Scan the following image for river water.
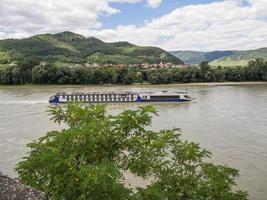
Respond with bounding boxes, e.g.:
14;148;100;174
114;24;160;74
0;84;266;199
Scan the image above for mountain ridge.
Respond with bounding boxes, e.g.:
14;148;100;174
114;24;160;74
171;48;267;66
0;32;183;65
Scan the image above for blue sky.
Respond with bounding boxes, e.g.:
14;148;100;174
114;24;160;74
0;0;266;50
100;0;222;28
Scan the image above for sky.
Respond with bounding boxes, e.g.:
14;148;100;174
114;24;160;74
0;0;267;51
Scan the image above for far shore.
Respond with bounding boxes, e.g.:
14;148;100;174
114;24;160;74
154;81;267;87
0;81;266;88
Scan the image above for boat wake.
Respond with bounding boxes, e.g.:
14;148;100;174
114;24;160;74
0;100;48;105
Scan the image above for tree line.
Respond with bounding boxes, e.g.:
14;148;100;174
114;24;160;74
0;59;266;85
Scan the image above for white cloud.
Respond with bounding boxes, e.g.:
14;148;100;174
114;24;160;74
0;0;119;38
108;0;142;3
0;0;267;50
108;0;162;7
79;0;267;51
146;0;162;8
0;0;162;40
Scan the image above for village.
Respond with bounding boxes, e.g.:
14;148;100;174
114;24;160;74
84;62;190;69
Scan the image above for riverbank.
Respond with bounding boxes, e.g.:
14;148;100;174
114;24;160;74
155;81;267;87
0;81;266;89
0;172;46;199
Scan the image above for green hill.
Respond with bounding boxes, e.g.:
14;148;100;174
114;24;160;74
170;50;235;65
171;48;267;66
170;51;206;65
0;32;183;65
210;48;267;67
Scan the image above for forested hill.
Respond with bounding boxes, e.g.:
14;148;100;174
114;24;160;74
170;50;235;65
171;48;267;66
210;48;267;67
0;31;183;65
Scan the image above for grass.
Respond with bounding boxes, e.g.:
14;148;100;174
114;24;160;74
0;63;17;69
210;58;250;67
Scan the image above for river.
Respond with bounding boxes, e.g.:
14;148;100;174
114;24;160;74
0;84;266;200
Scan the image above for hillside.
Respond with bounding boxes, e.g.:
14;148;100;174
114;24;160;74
170;50;236;65
171;48;267;66
210;48;267;67
0;32;183;65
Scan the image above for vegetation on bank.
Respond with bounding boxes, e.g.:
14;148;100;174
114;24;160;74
16;103;248;200
0;58;266;85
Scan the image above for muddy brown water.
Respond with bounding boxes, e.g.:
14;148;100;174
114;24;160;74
0;84;266;199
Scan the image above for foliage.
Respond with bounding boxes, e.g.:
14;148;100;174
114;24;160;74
16;104;248;200
0;59;266;85
0;49;11;64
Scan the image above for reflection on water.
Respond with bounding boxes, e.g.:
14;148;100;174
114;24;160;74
106;101;194;111
0;84;267;200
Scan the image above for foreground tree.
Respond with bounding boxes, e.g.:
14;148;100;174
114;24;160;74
16;104;248;200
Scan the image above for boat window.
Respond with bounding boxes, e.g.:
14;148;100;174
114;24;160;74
184;95;191;99
150;95;181;100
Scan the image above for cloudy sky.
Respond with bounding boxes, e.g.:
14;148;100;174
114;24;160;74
0;0;266;51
